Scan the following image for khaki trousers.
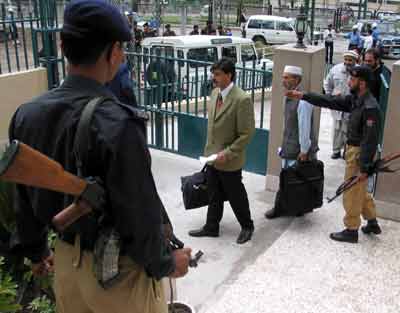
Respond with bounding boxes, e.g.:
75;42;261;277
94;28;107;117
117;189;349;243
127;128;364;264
54;238;167;313
343;145;376;229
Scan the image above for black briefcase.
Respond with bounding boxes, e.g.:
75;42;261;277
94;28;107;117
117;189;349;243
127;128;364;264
277;160;324;216
181;166;209;210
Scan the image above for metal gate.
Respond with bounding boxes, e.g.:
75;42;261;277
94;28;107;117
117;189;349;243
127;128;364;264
129;51;272;175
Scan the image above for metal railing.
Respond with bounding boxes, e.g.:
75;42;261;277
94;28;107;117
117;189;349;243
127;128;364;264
128;51;272;155
0;0;65;87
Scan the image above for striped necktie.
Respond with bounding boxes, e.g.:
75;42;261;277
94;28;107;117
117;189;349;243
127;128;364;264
216;93;223;111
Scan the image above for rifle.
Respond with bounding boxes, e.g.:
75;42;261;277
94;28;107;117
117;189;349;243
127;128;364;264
327;151;400;203
0;141;204;270
0;140;105;232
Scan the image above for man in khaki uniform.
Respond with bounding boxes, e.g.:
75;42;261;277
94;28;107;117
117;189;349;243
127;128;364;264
189;58;256;244
286;65;382;244
9;1;191;312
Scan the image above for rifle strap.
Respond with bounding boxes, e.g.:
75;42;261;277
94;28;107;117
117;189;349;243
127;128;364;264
73;97;109;177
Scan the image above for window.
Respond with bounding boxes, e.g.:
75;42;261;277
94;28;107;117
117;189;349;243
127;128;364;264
177;50;185;66
222;46;237;63
241;45;257;62
247;19;262;29
262;21;275;30
187;47;217;67
151;45;174;58
276;22;293;31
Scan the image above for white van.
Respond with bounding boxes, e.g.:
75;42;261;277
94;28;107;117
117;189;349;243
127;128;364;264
140;35;273;97
245;15;297;45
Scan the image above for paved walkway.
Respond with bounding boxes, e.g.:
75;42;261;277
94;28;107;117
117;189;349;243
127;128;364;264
150;104;400;313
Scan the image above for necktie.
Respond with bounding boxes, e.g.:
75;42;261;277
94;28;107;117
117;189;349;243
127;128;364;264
216;93;223;111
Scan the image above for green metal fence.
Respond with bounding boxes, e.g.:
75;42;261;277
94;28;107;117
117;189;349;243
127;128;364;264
129;51;272;174
0;0;65;88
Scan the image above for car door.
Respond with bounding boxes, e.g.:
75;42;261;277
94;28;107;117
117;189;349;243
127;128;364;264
261;20;276;44
246;19;263;41
275;20;296;44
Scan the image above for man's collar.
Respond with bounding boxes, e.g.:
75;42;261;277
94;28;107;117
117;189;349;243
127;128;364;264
220;82;234;99
61;74;115;98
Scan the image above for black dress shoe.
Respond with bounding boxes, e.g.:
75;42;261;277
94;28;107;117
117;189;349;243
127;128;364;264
188;227;219;238
331;152;341;159
361;219;382;235
264;208;280;219
236;228;254;244
329;229;358;243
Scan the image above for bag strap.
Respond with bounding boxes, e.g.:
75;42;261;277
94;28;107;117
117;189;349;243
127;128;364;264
74;97;108;177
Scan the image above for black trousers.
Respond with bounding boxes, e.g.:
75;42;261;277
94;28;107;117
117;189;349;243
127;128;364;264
325;41;334;64
205;166;254;232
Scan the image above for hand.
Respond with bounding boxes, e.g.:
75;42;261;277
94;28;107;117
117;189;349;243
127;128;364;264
297;153;308;162
285;90;304;100
359;173;368;181
169;248;192;278
215;152;227;165
31;251;54;277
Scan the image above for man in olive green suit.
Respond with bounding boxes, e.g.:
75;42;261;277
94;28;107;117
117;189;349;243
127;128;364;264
189;58;256;244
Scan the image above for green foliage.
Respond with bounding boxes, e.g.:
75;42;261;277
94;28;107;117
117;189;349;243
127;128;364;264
0;257;21;313
28;295;56;313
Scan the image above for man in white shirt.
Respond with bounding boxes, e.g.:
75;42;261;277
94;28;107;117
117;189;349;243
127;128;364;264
324;24;336;64
363;29;374;51
323;50;358;159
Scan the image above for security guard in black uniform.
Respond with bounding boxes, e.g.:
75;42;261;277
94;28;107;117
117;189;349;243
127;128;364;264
8;1;191;312
286;65;382;244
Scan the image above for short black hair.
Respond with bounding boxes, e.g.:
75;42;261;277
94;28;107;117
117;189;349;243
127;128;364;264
350;65;372;86
61;32;117;66
365;48;381;61
211;58;236;82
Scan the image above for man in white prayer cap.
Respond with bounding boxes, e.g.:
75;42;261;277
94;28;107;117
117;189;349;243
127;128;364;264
265;65;319;219
324;50;358;159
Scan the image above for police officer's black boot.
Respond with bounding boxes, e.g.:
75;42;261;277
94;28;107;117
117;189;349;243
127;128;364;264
329;229;358;243
361;219;382;235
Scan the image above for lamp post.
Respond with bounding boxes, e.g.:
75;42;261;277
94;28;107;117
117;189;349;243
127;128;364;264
294;6;308;49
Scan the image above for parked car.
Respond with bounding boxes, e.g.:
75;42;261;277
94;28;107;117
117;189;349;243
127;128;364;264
379;35;400;58
245;15;297;45
140;35;273;99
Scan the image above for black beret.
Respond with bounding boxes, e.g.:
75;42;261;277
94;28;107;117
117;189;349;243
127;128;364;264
62;0;131;42
350;65;373;84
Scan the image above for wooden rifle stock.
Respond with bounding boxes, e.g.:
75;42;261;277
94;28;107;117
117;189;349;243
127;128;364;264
52;200;92;232
0;141;96;232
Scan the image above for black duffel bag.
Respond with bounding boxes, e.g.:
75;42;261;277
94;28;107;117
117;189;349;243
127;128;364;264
181;166;209;210
276;160;324;216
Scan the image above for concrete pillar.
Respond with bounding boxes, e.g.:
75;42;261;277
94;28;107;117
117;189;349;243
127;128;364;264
265;44;325;191
0;68;48;144
374;61;400;221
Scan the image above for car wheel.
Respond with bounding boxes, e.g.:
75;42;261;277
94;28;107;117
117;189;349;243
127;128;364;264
253;36;267;46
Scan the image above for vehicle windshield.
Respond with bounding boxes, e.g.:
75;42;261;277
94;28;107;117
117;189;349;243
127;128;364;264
378;23;399;34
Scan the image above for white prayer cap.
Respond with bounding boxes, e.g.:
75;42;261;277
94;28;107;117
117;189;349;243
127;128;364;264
343;50;359;59
283;65;303;76
372;22;378;28
352;24;358;30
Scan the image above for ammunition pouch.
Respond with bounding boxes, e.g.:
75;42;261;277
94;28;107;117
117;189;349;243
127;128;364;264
93;227;126;289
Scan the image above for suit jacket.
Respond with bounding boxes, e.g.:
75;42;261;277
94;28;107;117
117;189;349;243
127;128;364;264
204;85;255;171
